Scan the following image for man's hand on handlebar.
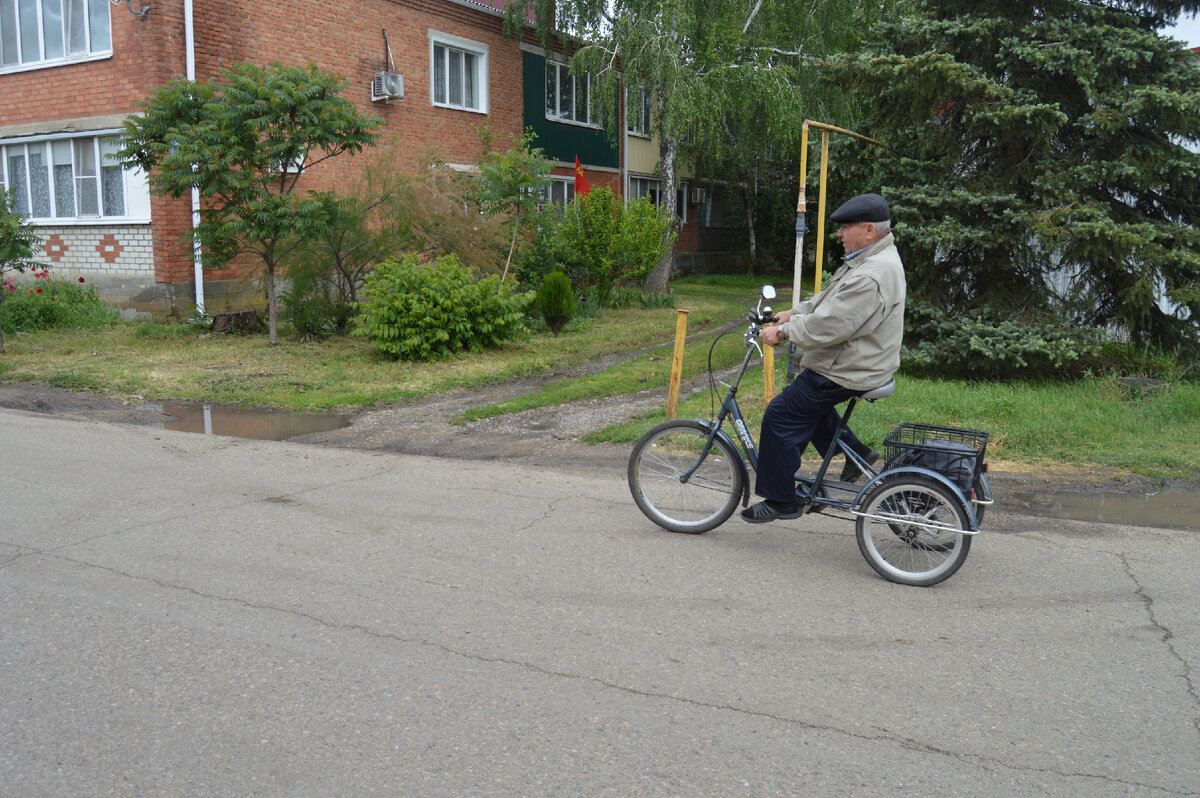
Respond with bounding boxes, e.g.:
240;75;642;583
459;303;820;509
759;310;791;347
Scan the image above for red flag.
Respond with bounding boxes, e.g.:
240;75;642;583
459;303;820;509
574;156;590;196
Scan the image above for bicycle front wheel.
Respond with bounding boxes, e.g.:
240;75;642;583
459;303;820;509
628;420;744;534
856;475;972;586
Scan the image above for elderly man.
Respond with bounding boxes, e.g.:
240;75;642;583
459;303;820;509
742;192;907;523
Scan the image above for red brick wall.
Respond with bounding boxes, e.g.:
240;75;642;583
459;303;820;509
1;0;528;293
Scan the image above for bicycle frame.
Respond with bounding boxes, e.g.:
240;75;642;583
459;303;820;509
680;293;986;531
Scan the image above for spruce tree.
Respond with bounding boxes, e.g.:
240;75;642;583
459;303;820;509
827;1;1200;351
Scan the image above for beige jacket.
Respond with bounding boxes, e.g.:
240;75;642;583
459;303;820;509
778;233;906;391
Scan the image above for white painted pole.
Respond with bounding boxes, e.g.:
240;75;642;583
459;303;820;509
184;0;205;316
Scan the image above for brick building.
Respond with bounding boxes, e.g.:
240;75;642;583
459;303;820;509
0;0;744;318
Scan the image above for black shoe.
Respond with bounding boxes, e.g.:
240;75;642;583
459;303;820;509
840;449;880;483
741;499;804;524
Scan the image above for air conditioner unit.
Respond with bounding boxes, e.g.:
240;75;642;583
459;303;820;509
689;188;707;204
372;70;404;102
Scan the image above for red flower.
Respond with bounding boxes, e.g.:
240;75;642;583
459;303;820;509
36;288;42;294
78;277;86;283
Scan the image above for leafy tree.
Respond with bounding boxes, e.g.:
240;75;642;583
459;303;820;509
400;158;511;274
477;130;553;282
825;0;1200;352
281;139;419;336
507;0;883;293
520;187;675;304
0;189;45;354
117;61;381;344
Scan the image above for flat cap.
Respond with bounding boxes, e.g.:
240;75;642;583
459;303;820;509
829;193;889;224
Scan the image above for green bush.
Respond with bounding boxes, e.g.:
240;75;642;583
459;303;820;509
535;271;576;335
0;274;116;334
352;253;532;361
516;187;674;306
902;301;1103;379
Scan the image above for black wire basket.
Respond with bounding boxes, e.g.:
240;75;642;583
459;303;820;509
883;423;990;492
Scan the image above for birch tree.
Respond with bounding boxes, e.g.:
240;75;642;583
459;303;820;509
507;0;883;293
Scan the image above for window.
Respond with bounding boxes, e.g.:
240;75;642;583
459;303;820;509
430;32;488;113
1;133;142;220
627;88;651;137
546;60;596;126
630;176;686;221
0;0;110;71
539;176;575;207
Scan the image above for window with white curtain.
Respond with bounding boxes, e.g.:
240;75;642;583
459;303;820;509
0;0;110;71
1;134;142;221
430;31;488;113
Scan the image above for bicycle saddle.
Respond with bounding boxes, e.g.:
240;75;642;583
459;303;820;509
861;379;896;401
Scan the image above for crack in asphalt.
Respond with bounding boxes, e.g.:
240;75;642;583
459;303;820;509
1121;552;1200;736
23;465;399;557
9;548;1194;796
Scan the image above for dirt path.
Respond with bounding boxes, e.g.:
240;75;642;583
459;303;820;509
2;378;1188;505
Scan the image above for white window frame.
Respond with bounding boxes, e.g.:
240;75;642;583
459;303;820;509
626;87;651;138
629;175;686;222
546;60;600;128
0;0;112;74
539;175;575;207
0;130;151;223
428;30;488;114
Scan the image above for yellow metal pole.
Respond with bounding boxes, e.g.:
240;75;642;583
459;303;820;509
763;341;775;408
803;120;892;151
814;130;830;294
666;309;689;420
792;121;810;311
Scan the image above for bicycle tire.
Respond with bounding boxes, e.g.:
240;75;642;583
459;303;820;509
628;420;744;534
856;475;972;586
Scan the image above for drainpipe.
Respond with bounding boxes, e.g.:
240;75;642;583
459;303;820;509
184;0;205;315
622;88;628;203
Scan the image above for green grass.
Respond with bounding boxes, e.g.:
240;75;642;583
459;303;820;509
0;278;755;412
585;359;1200;479
2;274;1197;479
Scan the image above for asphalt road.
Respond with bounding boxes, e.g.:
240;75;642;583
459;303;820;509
2;409;1198;797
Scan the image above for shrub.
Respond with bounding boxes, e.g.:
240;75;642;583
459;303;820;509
535;271;576;335
902;301;1102;380
0;272;116;335
516;188;674;306
353;253;532;361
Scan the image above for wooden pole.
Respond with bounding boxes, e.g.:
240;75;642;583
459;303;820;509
666;309;689;420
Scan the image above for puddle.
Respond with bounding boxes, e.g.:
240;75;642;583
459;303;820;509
1005;487;1200;531
161;403;351;441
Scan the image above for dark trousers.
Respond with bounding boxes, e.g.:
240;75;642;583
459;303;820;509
754;369;865;503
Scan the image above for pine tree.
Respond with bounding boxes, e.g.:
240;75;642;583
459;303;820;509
827;1;1200;351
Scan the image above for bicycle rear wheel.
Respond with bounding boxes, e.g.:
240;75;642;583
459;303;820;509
856;475;972;586
628;420;744;533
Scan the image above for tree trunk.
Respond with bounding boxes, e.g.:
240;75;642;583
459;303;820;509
743;183;757;277
644;136;679;295
265;264;278;345
501;212;520;283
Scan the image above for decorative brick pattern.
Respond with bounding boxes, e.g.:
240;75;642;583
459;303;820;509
32;226;154;276
96;234;125;263
42;234;69;262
